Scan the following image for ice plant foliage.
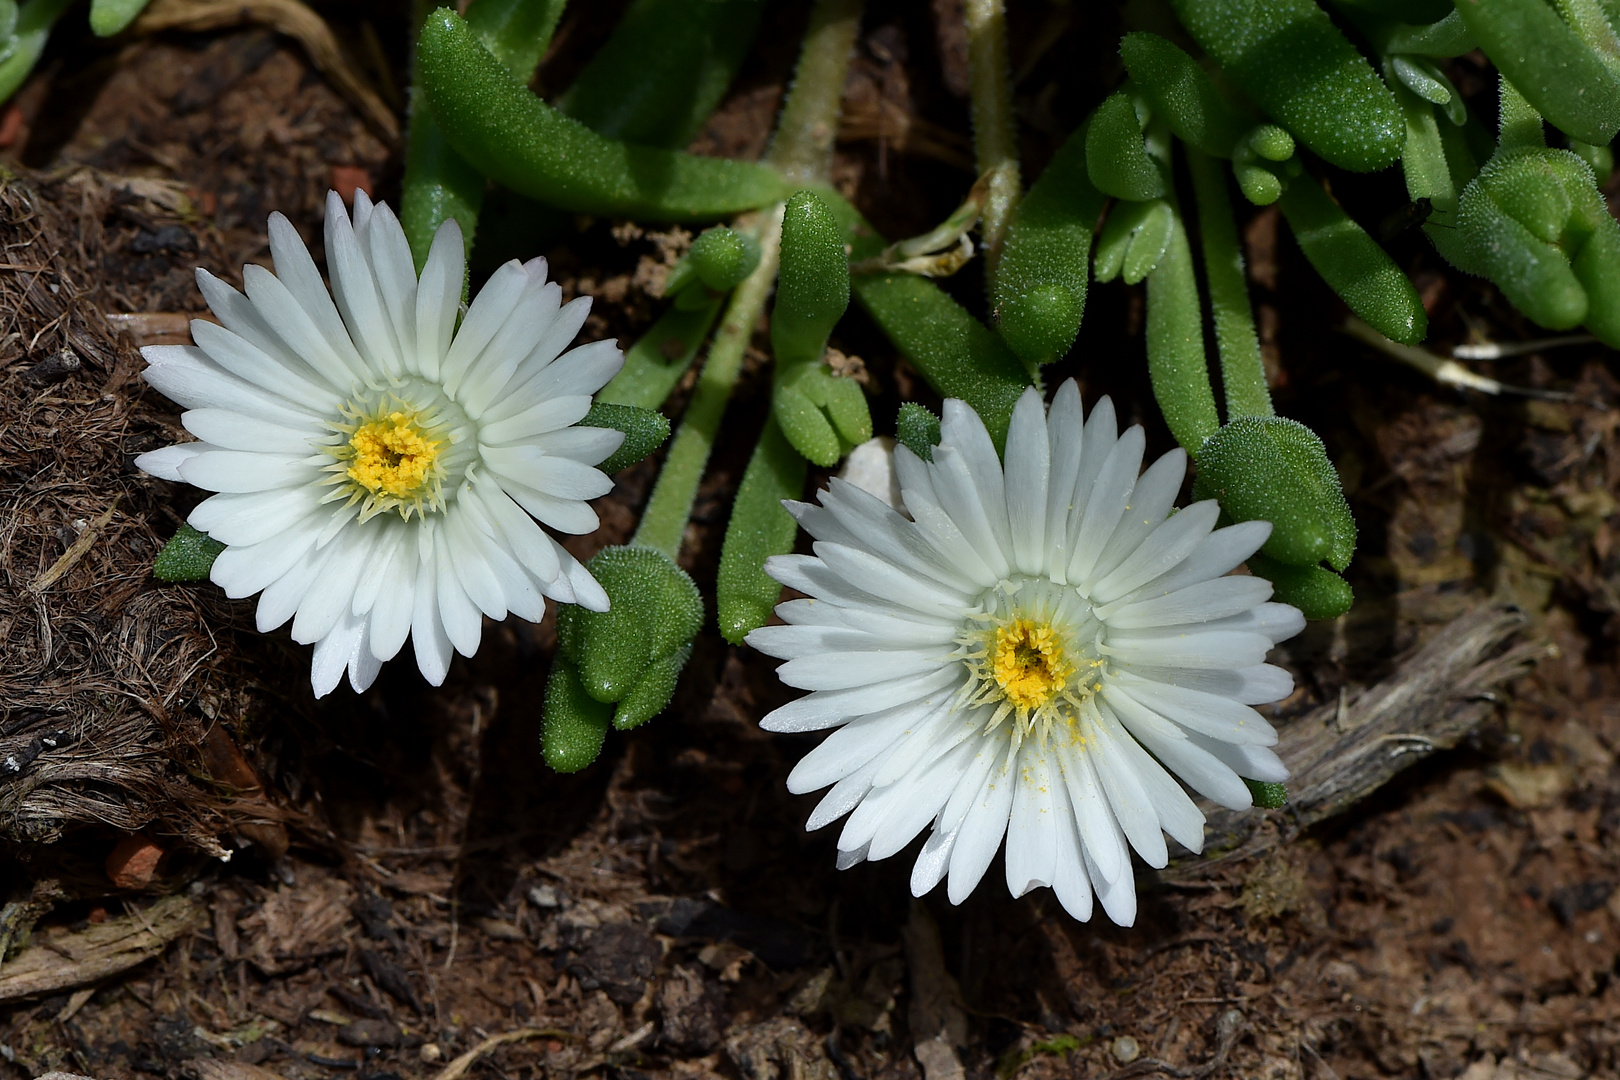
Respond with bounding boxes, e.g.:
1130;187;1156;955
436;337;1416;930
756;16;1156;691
749;384;1303;924
137;191;624;696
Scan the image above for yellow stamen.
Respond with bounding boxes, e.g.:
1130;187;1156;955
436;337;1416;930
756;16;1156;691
346;412;441;499
991;618;1074;711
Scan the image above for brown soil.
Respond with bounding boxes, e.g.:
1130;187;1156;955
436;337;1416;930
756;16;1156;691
4;4;1620;1080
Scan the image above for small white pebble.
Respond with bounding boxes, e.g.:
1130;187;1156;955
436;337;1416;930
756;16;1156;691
1111;1036;1140;1064
419;1043;442;1063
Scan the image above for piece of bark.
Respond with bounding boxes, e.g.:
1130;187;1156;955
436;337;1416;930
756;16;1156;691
1164;601;1536;881
0;894;203;1001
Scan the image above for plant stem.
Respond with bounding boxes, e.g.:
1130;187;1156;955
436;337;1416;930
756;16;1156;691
769;0;864;183
631;0;865;558
1186;146;1272;420
964;0;1021;286
632;212;783;558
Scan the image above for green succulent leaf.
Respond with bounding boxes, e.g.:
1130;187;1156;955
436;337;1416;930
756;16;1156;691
1193;415;1356;571
1276;173;1428;345
1455;0;1620;145
597;296;724;411
1170;0;1404;172
556;546;702;717
994;118;1104;367
89;0;147;36
1247;553;1355;620
401;0;568;266
416;8;789;220
774;190;851;367
541;655;613;772
1120;32;1251;157
556;0;765;148
716;419;806;645
0;0;76;106
580;402;671;475
1244;777;1291;808
1086;89;1168;201
1094;198;1174;284
896;402;942;463
154;524;226;583
682;226;762;293
1146;207;1220;453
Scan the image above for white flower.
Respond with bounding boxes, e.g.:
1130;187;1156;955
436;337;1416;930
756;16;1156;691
137;191;624;697
747;382;1302;924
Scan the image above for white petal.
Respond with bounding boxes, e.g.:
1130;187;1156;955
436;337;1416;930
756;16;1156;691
191;489;322;549
457;282;567;418
415;219;464;379
775;649;943;692
1005;746;1059;896
1047;766;1095;920
181;409;321;455
136;442;205;481
368;530;418;661
143;346;321;426
268;211;368;382
485;338;624;422
501;479;602;535
1056;739;1128;886
412;547;454;684
1091;447;1186;583
1107;675;1279;746
366;201;418;361
1095;699;1206;853
209;525;320;599
310;607;367;699
1127;519;1272;600
806;755;886;831
178;450;321;493
1100;575;1273;629
1102;629;1273;671
1084;704;1168;868
910;822;961;897
478;395;593;446
325;190;402;378
1068;425;1144;586
757;666;962;733
946;736;1017;904
928;445;1011;579
531;426;625;467
483;446;614;501
1112;696;1252;810
787;696;946;793
441;260;529;396
1043;379;1085;578
188;321;340;408
867;737;979;861
436;540;484;657
940;398;1012;557
1189;733;1290;782
291;527;377;644
1002;388;1051;576
444;511;508;621
1086;839;1138;927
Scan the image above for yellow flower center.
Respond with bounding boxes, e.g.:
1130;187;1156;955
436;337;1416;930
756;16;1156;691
320;384;477;522
954;578;1106;748
991;618;1074;711
346;412;442;500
